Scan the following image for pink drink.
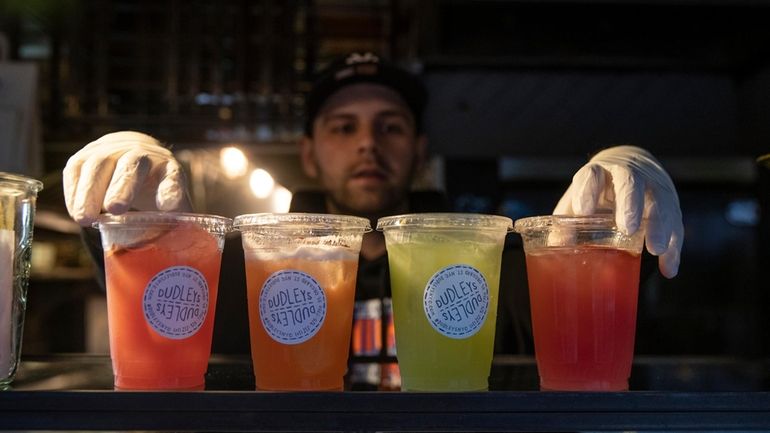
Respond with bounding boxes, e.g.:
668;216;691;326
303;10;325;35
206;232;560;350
525;246;641;391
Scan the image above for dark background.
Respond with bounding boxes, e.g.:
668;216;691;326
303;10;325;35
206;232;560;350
1;0;768;359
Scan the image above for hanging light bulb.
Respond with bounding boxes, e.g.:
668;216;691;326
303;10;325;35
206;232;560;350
220;146;248;179
250;168;275;199
271;186;292;212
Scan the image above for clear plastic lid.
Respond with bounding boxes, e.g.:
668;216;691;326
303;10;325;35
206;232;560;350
376;213;513;232
514;214;620;234
94;211;232;235
0;172;43;194
233;213;371;233
513;214;646;253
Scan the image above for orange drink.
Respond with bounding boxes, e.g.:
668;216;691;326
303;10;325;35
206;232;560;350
514;215;646;391
96;212;231;390
244;250;358;390
234;213;370;391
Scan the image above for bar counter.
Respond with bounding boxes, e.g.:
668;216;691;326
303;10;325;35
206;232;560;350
3;354;770;432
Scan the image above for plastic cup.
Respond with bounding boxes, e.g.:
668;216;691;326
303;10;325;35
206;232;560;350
514;215;646;391
233;213;371;391
377;213;512;392
0;172;43;389
94;212;231;390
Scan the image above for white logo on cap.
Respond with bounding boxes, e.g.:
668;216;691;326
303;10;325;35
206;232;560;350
346;52;379;65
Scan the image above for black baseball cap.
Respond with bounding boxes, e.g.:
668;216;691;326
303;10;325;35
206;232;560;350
304;52;428;136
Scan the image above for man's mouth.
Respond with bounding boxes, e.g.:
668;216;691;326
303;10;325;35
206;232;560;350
351;168;388;181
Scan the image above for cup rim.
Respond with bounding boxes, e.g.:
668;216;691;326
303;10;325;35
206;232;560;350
94;211;232;234
233;212;372;232
0;171;43;193
514;214;626;233
376;212;513;232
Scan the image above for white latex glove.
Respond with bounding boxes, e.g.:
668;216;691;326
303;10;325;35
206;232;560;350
63;131;191;226
554;145;684;278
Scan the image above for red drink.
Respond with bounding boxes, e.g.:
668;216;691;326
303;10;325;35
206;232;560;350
99;214;229;390
525;246;641;391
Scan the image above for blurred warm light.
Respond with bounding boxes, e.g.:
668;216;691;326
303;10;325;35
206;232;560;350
272;186;292;212
220;146;248;179
250;168;275;199
218;106;233;120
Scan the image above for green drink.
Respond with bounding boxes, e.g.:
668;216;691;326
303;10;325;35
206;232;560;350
377;213;512;391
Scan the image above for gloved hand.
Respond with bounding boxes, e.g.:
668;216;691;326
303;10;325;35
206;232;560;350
63;131;191;226
553;145;684;278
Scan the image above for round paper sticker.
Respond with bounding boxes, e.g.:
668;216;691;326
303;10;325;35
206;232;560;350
259;270;327;345
423;264;490;339
143;266;209;340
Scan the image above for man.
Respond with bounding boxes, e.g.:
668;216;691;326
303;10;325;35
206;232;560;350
298;53;442;389
63;52;684;389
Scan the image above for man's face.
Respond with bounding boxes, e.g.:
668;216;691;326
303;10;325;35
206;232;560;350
301;83;427;219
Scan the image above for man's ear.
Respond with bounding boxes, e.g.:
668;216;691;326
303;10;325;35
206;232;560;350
300;135;318;179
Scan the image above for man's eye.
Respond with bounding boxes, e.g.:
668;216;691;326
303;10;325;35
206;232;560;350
381;122;406;135
331;123;356;134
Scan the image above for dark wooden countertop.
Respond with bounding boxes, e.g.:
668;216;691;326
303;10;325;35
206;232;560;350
3;354;770;431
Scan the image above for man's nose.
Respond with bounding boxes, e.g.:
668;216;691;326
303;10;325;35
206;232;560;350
356;124;378;153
